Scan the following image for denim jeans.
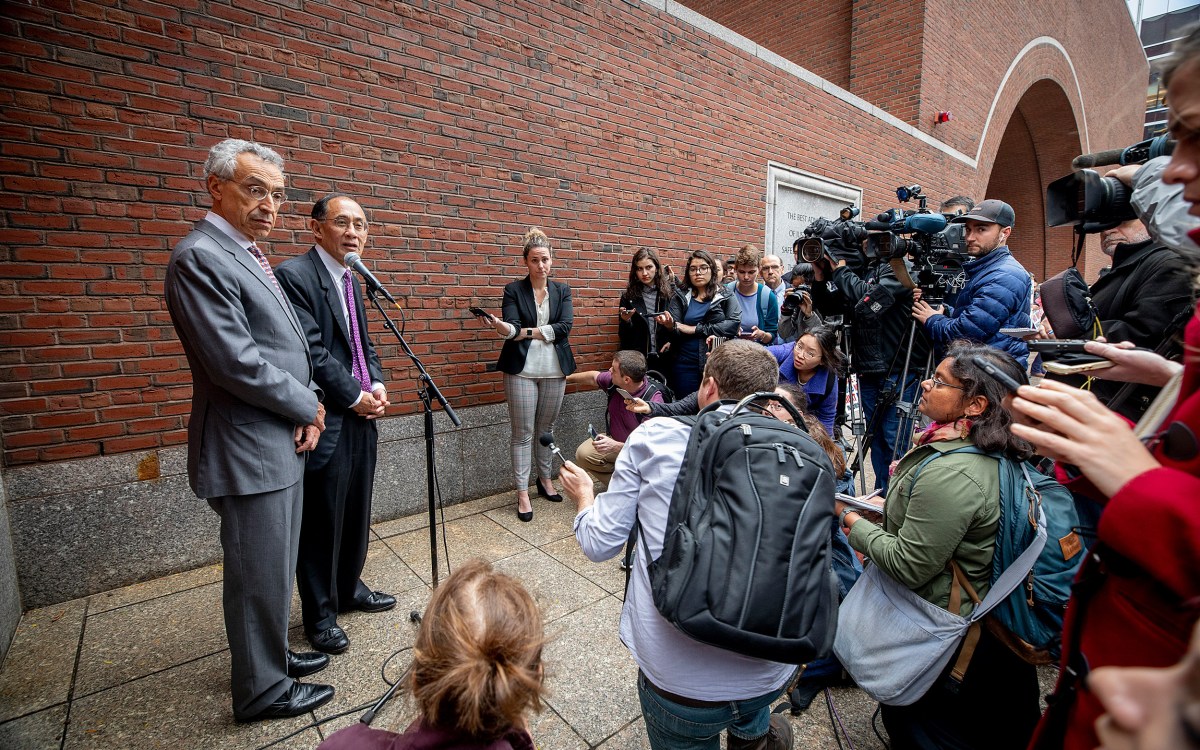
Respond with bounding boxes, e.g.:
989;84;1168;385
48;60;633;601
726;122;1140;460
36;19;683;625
637;671;784;750
858;371;922;492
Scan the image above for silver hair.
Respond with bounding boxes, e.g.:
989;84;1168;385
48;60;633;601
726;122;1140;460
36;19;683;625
203;139;285;179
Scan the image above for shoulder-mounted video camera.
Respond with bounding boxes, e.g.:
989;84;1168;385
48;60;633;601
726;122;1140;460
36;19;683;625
1046;134;1174;234
795;205;870;275
864;185;969;304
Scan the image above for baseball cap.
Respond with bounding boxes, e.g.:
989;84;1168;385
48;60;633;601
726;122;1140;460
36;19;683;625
949;199;1015;228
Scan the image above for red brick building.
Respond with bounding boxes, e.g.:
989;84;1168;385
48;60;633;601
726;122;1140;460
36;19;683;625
0;0;1145;618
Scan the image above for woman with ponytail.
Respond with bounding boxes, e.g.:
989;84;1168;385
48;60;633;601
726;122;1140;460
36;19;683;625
317;559;546;749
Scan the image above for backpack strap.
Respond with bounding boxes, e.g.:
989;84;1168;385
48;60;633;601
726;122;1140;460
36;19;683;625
947;561;984;688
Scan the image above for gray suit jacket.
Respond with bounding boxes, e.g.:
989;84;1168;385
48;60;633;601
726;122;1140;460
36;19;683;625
165;219;320;498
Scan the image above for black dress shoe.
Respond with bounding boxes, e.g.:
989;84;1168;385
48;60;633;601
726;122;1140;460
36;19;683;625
351;590;396;613
308;625;349;654
286;649;329;678
536;476;563;502
237;681;335;723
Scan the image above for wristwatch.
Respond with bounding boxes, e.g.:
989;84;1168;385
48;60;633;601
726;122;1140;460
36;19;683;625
525;328;533;338
839;507;856;527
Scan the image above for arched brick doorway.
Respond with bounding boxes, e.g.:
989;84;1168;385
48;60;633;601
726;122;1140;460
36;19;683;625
984;79;1083;281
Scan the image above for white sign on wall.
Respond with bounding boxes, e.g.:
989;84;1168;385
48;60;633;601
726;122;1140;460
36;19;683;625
764;163;863;262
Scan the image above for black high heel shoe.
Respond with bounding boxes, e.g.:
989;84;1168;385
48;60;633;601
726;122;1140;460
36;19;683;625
517;508;533;523
536;477;563;502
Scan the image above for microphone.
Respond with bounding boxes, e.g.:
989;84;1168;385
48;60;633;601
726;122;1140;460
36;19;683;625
539;432;565;465
1072;135;1175;170
343;252;396;304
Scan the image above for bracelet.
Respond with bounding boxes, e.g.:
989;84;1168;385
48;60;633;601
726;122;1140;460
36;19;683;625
839;507;856;527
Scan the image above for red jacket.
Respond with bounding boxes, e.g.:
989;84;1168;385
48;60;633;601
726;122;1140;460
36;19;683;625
1031;297;1200;750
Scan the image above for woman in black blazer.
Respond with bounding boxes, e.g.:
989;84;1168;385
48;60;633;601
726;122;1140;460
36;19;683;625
617;248;672;374
484;228;576;522
657;249;740;397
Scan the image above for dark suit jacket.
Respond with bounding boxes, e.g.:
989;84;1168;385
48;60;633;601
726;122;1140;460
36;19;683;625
275;247;385;471
165;219;320;498
496;277;576;376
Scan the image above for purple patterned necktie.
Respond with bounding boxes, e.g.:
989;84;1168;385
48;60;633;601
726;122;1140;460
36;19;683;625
342;270;371;389
247;243;285;300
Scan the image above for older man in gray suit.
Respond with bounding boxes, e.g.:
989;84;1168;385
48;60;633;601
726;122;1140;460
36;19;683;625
165;139;334;722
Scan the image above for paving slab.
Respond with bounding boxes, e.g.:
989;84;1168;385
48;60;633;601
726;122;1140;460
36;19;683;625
87;564;222;615
540;595;641;747
64;651;320;750
0;599;85;722
484;491;580;548
0;703;66;749
74;581;226;697
371;491;512;539
380;513;532;586
540;535;628;597
491;547;607;624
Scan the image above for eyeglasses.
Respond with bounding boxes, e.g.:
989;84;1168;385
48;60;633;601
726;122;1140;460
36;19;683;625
929;376;965;391
230;180;287;206
326;217;369;232
689;265;711;274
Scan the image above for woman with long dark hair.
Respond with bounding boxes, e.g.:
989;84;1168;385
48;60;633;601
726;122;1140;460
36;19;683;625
834;342;1042;749
656;249;740;397
618;248;672;372
768;324;843;435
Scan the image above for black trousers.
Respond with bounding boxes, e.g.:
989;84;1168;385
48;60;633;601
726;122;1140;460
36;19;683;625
297;415;377;633
881;625;1042;750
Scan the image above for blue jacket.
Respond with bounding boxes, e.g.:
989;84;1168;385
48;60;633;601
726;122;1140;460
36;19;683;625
769;342;838;435
923;246;1031;361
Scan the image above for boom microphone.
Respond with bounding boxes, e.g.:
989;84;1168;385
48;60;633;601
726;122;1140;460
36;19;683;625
343;252;396;304
1072;134;1175;170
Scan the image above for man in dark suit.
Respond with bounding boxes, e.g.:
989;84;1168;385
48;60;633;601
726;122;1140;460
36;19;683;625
164;139;334;721
275;195;395;655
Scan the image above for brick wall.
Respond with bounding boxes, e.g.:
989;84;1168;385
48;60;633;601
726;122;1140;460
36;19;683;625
0;0;1145;468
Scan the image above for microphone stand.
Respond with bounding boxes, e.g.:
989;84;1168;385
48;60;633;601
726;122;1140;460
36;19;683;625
364;288;461;589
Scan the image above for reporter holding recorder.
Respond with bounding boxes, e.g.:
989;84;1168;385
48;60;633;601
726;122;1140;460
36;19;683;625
1014;27;1200;750
480;228;576;523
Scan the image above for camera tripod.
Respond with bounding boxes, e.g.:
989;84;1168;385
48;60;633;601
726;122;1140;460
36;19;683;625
844;317;933;492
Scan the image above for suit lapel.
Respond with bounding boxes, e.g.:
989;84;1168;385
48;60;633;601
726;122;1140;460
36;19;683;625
308;248;353;345
519;276;537;324
197;220;306;342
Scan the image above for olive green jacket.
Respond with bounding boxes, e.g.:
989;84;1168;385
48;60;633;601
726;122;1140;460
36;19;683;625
847;438;1000;615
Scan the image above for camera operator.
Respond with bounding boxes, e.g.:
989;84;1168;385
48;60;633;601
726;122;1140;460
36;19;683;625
777;262;822;343
1013;25;1200;750
811;245;929;492
911;200;1032;362
939;195;974;216
1044;177;1194;421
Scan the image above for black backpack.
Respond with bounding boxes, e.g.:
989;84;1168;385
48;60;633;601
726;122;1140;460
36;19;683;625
644;392;839;664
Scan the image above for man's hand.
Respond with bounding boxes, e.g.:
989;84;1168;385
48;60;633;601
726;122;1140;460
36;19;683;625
625;397;651;415
798;291;813;317
1104;164;1141;188
352;390;381;417
295;423;320;453
750;326;772;344
314;402;326;432
592;434;621;455
558;460;595;512
912;299;943;324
